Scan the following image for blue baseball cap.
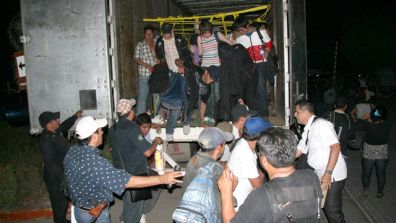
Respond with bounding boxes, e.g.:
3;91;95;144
244;117;272;135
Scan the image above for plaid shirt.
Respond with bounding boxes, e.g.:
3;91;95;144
134;40;157;77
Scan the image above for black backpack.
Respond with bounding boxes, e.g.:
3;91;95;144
149;62;170;93
266;170;322;223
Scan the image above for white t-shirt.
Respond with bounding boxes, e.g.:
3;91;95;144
297;116;347;181
163;37;180;73
220;124;241;162
227;138;259;210
231;123;240;140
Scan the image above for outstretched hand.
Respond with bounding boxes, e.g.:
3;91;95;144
160;171;184;185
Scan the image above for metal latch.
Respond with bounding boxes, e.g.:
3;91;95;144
20;35;31;44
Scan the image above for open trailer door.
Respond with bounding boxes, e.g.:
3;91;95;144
272;0;307;127
20;0;115;133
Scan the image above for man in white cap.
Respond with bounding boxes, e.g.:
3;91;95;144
64;116;183;223
109;98;163;223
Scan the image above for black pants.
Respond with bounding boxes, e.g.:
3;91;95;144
240;66;258;111
323;178;346;223
45;179;69;223
362;158;388;193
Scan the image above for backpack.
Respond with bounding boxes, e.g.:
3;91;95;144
266;170;322;223
327;111;351;140
149;62;169;93
173;162;220;223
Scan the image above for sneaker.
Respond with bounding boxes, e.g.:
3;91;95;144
152;115;165;124
140;214;146;223
377;193;384;198
166;134;174;141
204;116;215;123
183;125;190;135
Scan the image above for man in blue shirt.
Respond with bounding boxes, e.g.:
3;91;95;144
64;116;183;223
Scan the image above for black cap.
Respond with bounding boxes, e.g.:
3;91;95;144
39;111;60;127
231;104;257;122
161;23;173;34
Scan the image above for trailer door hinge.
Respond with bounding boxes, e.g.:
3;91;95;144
285;38;290;47
107;15;113;24
108;48;114;56
110;80;116;88
286;108;291;117
285;73;290;82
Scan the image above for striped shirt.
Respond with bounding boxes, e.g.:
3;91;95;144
134;40;157;77
201;34;221;67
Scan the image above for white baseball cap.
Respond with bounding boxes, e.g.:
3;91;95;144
75;116;107;140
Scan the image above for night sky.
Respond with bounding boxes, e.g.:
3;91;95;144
0;0;394;88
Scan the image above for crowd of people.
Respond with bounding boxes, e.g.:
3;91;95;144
134;17;277;139
36;18;391;223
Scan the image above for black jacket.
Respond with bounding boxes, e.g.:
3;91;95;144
39;115;78;183
155;34;191;66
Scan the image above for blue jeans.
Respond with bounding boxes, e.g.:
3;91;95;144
255;62;269;117
137;75;150;115
161;101;183;135
362;158;388;193
74;206;110;223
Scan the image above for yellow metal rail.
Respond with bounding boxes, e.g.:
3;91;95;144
143;4;271;36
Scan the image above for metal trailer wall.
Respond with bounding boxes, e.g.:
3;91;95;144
21;0;114;133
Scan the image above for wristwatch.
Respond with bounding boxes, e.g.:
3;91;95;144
325;169;333;175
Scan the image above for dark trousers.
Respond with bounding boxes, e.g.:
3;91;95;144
241;65;259;111
255;62;270;117
45;179;69;223
361;158;388;193
323;178;346;223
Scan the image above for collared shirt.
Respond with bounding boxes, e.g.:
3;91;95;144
109;118;152;174
134;40;157;77
64;144;131;209
164;37;180;72
228;138;259;210
297;116;347;181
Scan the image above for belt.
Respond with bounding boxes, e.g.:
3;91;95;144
79;203;109;211
253;60;264;63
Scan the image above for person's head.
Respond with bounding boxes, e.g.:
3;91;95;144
136;113;152;136
161;23;173;39
143;25;155;41
199;20;213;38
39;111;61;132
242;117;272;141
233;16;250;35
202;66;220;84
257;127;297;170
294;100;315;125
231;104;257;126
216;121;236;148
197;127;234;160
117;98;136;120
75;116;107;147
334;96;348;111
370;105;386;122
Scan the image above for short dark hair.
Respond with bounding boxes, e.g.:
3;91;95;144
199;20;213;33
334;96;347;109
136;113;152;126
242;126;261;141
144;25;155;33
294;100;314;113
257;127;297;168
233;16;249;29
